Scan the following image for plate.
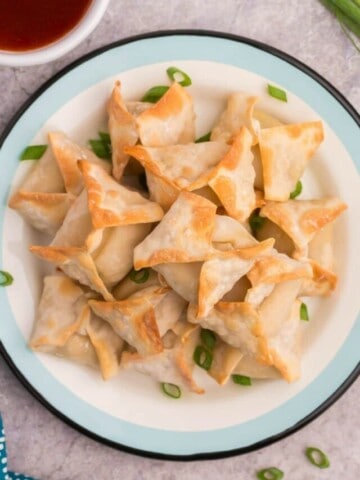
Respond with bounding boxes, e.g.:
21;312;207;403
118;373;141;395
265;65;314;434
0;31;359;460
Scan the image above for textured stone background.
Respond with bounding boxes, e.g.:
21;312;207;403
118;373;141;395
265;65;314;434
0;1;359;478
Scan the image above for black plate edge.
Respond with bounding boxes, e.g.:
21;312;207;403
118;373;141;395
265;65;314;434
0;29;359;462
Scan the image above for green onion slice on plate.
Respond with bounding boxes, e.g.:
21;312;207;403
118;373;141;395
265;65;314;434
267;84;288;102
20;145;47;161
141;85;169;103
290;180;302;199
129;268;150;284
89;131;112;160
193;345;213;370
305;446;330;468
232;374;252;386
0;270;14;287
161;382;181;399
166;66;192;86
195;131;211;143
200;329;216;351
249;209;265;234
300;302;309;321
256;467;284;480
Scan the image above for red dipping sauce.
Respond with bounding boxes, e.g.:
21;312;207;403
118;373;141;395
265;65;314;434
0;0;93;52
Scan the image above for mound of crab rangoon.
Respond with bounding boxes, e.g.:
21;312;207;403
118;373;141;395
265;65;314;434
9;74;347;396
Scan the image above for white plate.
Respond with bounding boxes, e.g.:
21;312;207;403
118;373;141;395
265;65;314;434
0;32;359;459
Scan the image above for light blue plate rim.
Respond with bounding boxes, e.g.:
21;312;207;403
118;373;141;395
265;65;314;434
0;31;359;459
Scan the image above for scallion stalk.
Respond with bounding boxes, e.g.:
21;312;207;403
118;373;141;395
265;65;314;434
200;329;216;351
129;268;150;284
161;383;181;399
267;84;288;102
232;374;252;386
249;209;265;235
290;180;303;199
300;302;309;321
89;131;112;160
305;446;330;468
193;345;213;370
0;270;13;287
166;66;192;87
195;132;212;143
20;145;47;161
141;85;169;103
256;467;284;480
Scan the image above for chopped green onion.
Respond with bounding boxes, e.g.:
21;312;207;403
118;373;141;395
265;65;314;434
99;131;111;143
0;270;13;287
166;66;192;87
267;84;288;102
290;180;303;199
319;0;360;51
20;145;47;161
232;374;252;386
161;383;181;399
193;345;213;370
89;131;112;160
256;467;284;480
129;268;150;284
195;132;212;143
330;0;360;25
141;85;169;103
200;329;216;351
305;446;330;469
249;209;265;234
300;302;309;321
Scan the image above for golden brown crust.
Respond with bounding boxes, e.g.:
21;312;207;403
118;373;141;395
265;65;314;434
300;260;337;296
247;254;312;286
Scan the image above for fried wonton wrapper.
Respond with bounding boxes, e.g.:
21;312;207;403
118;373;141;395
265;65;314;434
247;251;312;286
108;81;139;180
154;262;202;303
207;340;243;385
51;189;92;247
134;192;217;269
211;92;259;144
300;224;337;296
16;147;65;193
259;121;324;201
212;214;258;248
124;141;229;190
29;245;113;301
255;218;294;256
198;238;274;318
113;269;160;300
260;197;347;255
233;354;280;379
120;322;204;394
89;287;168;355
86;223;151;288
145;171;179;211
8;191;75;236
30;275;124;380
48;131;111;196
188;302;260;355
256;280;303;382
136;82;196;146
206;127;256;222
79;160;164;228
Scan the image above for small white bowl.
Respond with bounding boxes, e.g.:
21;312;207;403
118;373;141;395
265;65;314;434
0;0;109;67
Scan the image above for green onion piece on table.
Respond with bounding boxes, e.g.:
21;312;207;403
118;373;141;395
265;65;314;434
141;85;169;103
232;374;252;386
200;329;216;351
300;302;309;321
305;446;330;469
166;66;192;87
256;467;284;480
290;180;302;199
20;145;47;161
0;270;13;287
129;268;150;284
195;132;212;143
161;383;181;399
319;0;360;51
249;209;265;234
193;345;213;370
267;84;288;102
